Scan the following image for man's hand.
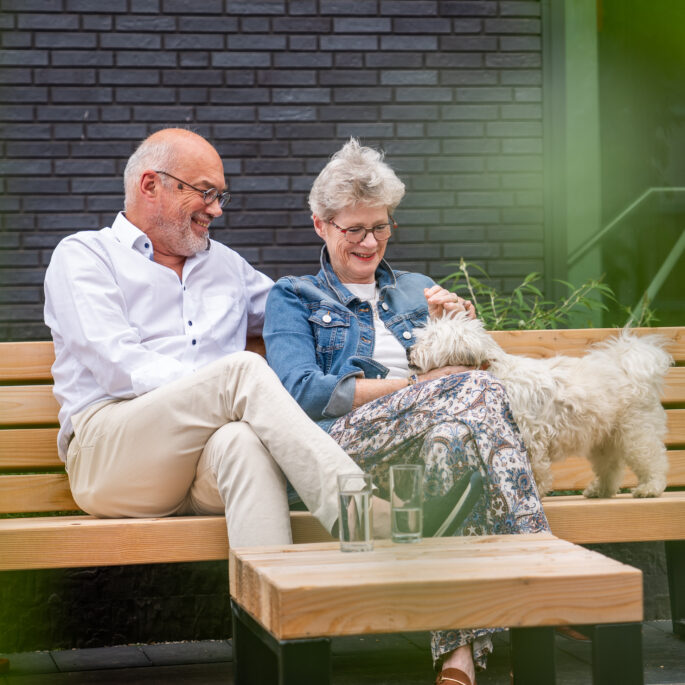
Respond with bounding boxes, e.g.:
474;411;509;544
424;285;476;320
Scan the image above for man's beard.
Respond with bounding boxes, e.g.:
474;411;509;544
155;206;209;257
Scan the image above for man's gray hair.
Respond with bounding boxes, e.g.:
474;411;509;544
123;136;179;211
308;138;405;220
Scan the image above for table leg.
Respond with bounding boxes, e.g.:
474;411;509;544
591;622;643;685
231;599;332;685
665;540;685;639
510;626;556;684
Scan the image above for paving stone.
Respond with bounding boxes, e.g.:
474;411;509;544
51;645;150;672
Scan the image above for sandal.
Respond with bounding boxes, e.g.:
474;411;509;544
436;667;473;685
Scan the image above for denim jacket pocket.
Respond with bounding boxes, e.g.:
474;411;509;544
308;307;351;373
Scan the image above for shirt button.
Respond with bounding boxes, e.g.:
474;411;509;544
381;302;389;311
192;339;197;345
403;331;412;340
322;314;332;323
144;242;150;249
188;320;193;326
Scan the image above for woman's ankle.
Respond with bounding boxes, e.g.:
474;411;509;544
441;644;475;683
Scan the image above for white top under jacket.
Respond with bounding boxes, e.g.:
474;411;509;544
343;282;410;380
43;211;274;461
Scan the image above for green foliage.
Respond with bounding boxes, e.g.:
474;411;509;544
439;259;657;330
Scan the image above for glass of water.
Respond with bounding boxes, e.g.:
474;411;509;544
390;464;424;543
337;473;373;552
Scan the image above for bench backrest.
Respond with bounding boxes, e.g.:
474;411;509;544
1;327;683;515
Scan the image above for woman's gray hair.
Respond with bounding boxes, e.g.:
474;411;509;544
123;136;179;211
308;138;405;220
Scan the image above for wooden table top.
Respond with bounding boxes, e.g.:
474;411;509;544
229;533;643;640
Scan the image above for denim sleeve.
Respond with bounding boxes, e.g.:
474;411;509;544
264;278;362;421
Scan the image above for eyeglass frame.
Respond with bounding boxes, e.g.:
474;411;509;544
154;170;231;208
328;216;396;243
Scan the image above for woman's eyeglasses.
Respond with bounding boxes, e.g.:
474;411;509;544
328;217;395;244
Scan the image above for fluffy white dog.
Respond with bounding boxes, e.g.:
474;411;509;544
409;313;672;498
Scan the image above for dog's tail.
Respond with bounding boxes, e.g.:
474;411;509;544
600;331;673;389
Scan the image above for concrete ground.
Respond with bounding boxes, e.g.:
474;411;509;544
1;621;684;684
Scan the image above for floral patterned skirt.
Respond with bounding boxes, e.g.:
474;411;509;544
327;370;550;670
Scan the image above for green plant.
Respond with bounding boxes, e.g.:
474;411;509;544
439;259;655;330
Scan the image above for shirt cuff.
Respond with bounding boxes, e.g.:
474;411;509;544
131;357;189;395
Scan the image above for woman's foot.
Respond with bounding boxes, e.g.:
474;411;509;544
437;645;475;685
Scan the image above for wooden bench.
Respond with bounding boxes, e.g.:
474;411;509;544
1;327;684;632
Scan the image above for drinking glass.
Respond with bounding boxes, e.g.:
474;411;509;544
390;464;423;543
337;473;373;552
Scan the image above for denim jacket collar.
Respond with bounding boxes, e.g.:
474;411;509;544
318;246;398;305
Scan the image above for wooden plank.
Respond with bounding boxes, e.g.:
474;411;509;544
0;473;76;513
550;449;685;491
0;515;229;570
664;367;685;404
544;491;685;544
0;341;54;382
229;535;642;639
667;409;685;444
0;428;60;470
0;386;60;426
0;512;328;570
491;326;685;361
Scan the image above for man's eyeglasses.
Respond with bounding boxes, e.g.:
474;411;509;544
328;217;395;244
155;170;231;208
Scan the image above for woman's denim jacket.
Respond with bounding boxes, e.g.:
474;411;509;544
264;247;435;430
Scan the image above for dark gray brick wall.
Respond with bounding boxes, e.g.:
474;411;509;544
0;0;544;341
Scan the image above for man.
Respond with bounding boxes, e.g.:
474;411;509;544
43;128;362;547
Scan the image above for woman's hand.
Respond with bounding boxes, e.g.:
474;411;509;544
416;365;474;383
424;285;476;320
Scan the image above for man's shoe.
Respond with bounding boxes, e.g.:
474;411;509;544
423;470;484;537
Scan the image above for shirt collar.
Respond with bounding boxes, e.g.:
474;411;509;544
111;211;212;263
318;246;397;304
112;212;153;258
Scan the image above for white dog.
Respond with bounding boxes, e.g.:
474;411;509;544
409;313;672;498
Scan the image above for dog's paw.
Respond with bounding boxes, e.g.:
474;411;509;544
631;483;665;498
583;480;618;499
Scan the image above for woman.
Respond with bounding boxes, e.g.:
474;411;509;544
263;139;549;685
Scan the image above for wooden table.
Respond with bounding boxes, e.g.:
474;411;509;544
229;534;643;685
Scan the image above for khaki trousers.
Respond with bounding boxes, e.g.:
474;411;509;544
66;352;360;547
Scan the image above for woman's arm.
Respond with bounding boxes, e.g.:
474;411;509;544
352;364;474;409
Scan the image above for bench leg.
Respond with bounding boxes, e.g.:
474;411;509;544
665;540;685;639
510;626;556;684
590;622;643;685
231;599;331;685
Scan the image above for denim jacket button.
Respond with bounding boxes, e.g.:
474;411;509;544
381;302;389;311
403;331;412;340
322;314;332;323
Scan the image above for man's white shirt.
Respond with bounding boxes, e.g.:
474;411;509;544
44;212;274;461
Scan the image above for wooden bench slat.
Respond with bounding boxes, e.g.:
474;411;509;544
0;473;76;513
544;491;685;544
0;386;60;426
0;428;61;470
0;341;54;382
667;409;685;444
490;326;685;361
0;510;329;570
664;366;685;404
550;449;685;491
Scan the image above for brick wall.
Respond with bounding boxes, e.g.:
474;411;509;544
0;0;544;341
